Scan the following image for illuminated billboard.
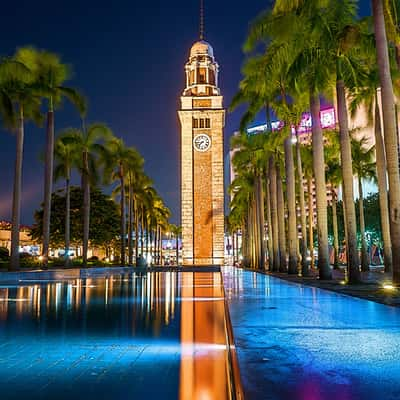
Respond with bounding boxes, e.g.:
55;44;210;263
247;106;336;135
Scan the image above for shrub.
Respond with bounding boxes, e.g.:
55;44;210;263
0;247;9;261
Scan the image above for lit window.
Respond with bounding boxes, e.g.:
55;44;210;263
200;119;205;128
193;118;199;128
205;118;211;128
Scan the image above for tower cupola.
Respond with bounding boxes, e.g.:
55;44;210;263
183;39;220;97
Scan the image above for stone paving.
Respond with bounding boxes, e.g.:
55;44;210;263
222;266;400;400
268;266;400;307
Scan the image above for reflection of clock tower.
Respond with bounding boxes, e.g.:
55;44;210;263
178;39;225;266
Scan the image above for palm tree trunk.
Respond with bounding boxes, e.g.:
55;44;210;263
336;80;361;283
375;92;392;272
247;203;253;267
285;136;298;274
82;150;90;268
249;199;255;267
331;188;339;270
358;178;370;272
307;178;315;270
242;220;248;263
269;156;280;272
120;169;126;266
128;183;133;265
140;205;144;256
235;230;239;264
256;175;265;269
149;229;153;265
277;165;287;272
296;134;309;276
65;176;71;267
232;231;236;265
160;226;163;265
145;219;150;258
134;199;139;264
154;225;158;264
342;190;349;264
372;0;400;285
10;106;24;271
42;108;55;268
310;92;331;280
265;179;274;270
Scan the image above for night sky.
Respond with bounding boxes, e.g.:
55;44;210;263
0;0;370;225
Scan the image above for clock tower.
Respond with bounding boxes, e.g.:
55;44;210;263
178;39;225;266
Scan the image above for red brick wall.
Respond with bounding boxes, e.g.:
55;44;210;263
193;149;213;260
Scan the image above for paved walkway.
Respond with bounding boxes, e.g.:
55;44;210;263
269;267;400;307
222;266;400;400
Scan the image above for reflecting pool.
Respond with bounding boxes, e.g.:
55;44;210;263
0;268;236;400
222;266;400;400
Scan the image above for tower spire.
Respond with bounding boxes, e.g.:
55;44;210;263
200;0;205;40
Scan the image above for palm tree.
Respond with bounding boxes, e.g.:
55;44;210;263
325;130;342;269
0;57;43;270
352;136;376;272
349;53;394;272
53;133;79;266
15;47;86;267
300;143;316;269
230;132;269;269
62;123;112;267
101;138;143;266
372;0;400;285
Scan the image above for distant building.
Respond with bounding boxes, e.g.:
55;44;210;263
0;221;39;255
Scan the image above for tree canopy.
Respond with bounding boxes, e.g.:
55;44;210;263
31;186;119;249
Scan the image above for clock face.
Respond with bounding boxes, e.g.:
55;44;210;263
193;134;211;152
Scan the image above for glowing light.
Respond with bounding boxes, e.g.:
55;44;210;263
38;256;44;262
71;285;97;288
383;284;396;291
180;297;225;302
0;298;30;302
306;256;312;261
340;281;346;285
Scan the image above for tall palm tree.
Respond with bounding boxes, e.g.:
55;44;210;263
300;143;316;269
349;52;395;272
101;138;143;266
62;123;112;267
53;133;79;266
352;136;376;272
0;57;43;270
15;47;86;267
372;0;400;284
325;130;342;269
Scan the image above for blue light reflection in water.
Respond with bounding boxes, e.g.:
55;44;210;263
0;270;181;400
222;266;400;400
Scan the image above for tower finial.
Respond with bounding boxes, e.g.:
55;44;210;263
200;0;205;40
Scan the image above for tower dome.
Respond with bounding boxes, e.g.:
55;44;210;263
190;40;214;58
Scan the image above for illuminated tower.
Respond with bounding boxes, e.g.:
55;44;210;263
178;8;225;265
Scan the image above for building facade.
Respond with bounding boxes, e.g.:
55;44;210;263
178;40;225;265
